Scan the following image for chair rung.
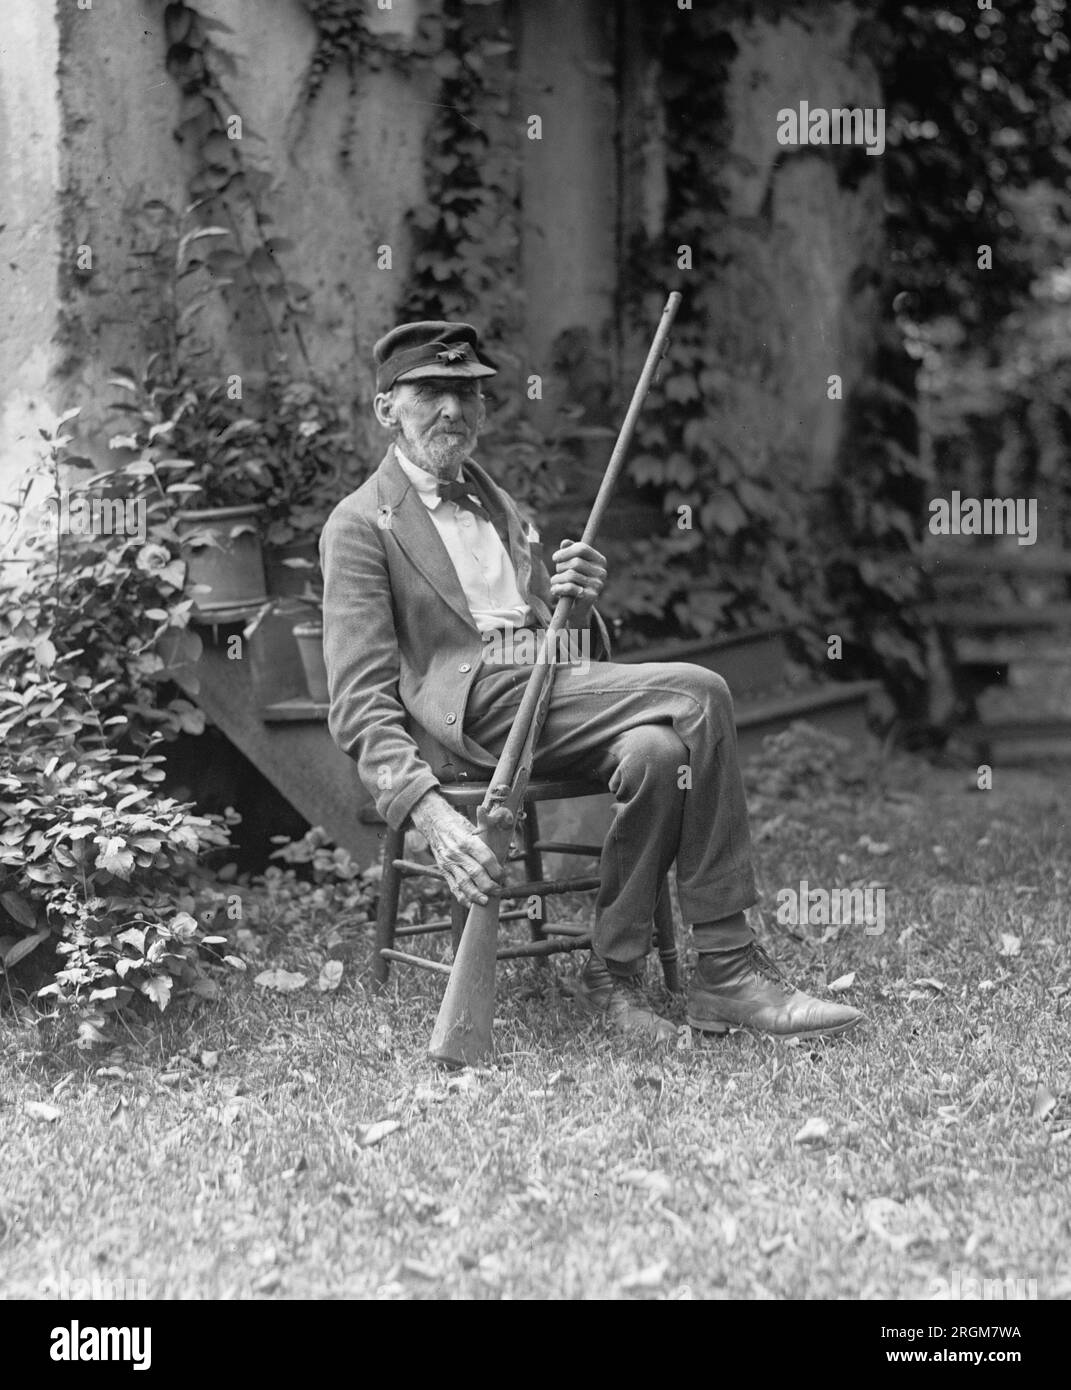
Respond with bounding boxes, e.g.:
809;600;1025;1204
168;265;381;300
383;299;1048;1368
539;921;591;937
438;778;607;807
497;936;591;960
498;874;600;898
393;858;445;879
381;935;592;974
378;948;452;976
395;920;454;937
396;907;532;936
532;841;602;857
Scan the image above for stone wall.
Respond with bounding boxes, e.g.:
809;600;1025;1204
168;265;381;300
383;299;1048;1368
51;0;433;456
719;2;885;491
2;0;886;520
0;0;63;499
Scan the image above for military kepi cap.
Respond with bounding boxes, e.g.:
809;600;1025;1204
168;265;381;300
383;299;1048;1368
373;320;498;394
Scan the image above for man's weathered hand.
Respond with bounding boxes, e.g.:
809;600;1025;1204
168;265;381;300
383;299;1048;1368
411;791;504;907
551;538;607;624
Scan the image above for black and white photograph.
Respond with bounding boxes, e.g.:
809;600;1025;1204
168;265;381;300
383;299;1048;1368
1;0;1068;1335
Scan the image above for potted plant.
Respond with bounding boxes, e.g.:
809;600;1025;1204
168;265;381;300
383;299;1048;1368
110;369;276;616
283;566;328;704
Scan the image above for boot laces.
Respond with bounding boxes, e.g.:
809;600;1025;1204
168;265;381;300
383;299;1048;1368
747;943;794;994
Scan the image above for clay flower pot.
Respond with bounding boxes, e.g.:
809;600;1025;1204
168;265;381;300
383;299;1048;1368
176;505;268;615
292;618;329;703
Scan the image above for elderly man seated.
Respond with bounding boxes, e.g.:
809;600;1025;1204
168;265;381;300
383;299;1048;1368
320;319;862;1043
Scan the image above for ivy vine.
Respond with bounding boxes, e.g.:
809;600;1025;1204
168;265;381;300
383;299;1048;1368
162;0;311;369
611;3;926;716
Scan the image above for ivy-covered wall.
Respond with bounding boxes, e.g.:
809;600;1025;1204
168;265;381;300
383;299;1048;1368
49;0;434;442
4;0;914;701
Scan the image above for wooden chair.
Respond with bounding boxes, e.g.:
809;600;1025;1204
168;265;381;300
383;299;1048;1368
373;776;681;992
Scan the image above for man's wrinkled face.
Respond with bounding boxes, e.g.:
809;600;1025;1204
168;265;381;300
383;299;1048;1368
374;376;486;478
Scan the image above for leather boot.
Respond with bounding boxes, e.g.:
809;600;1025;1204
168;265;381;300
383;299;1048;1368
687;942;863;1039
577;954;678;1044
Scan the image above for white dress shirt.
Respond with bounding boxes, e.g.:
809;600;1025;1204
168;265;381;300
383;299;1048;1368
395;447;532;633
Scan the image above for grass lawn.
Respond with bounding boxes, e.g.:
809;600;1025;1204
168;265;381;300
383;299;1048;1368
1;750;1069;1301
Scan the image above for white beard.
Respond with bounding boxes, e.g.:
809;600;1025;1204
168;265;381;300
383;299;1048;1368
398;424;474;478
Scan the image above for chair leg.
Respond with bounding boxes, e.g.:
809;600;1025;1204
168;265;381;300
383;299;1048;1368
654;876;682;994
521;800;547;945
373;824;406;989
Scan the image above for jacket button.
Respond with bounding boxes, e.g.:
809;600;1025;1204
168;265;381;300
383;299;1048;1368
445;712;456;725
458;663;471;673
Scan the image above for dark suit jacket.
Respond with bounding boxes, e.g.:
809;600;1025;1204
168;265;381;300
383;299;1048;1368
319;444;610;829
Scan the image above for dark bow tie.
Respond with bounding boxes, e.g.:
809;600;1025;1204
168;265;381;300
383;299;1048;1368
437;478;491;522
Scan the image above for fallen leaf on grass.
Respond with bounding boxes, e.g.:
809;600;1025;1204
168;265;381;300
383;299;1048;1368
754;813;785;844
618;1169;674;1200
433;1205;461;1228
793;1116;831;1145
318;960;344;992
254;969;307;993
199;1051;219;1070
76;1020;108;1050
864;1198;915;1253
620;1260;669;1291
829;972;856;993
1032;1084;1057;1123
998;933;1021;958
252;1270;281;1294
477;1254;505;1286
398;1258;439;1281
355;1118;402;1148
721;1213;739;1246
913;977;946;993
858;834;891;856
863;1196;947;1253
24;1101;60;1123
447;1071;478;1094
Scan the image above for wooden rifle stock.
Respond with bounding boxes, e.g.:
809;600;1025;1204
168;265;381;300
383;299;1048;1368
428;291;683;1067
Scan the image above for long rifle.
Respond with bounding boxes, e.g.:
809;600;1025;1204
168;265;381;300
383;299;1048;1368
428;291;683;1067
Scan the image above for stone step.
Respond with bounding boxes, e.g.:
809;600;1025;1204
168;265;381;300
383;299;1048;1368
920;601;1071;631
923;546;1071;578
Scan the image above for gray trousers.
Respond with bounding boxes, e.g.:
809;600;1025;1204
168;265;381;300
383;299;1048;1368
464;657;759;970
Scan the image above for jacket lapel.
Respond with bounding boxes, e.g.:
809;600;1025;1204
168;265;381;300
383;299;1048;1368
376;446;477;632
375;446;550;629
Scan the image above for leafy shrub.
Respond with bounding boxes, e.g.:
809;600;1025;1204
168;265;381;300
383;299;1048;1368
240;828;378;962
0;415;236;1019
